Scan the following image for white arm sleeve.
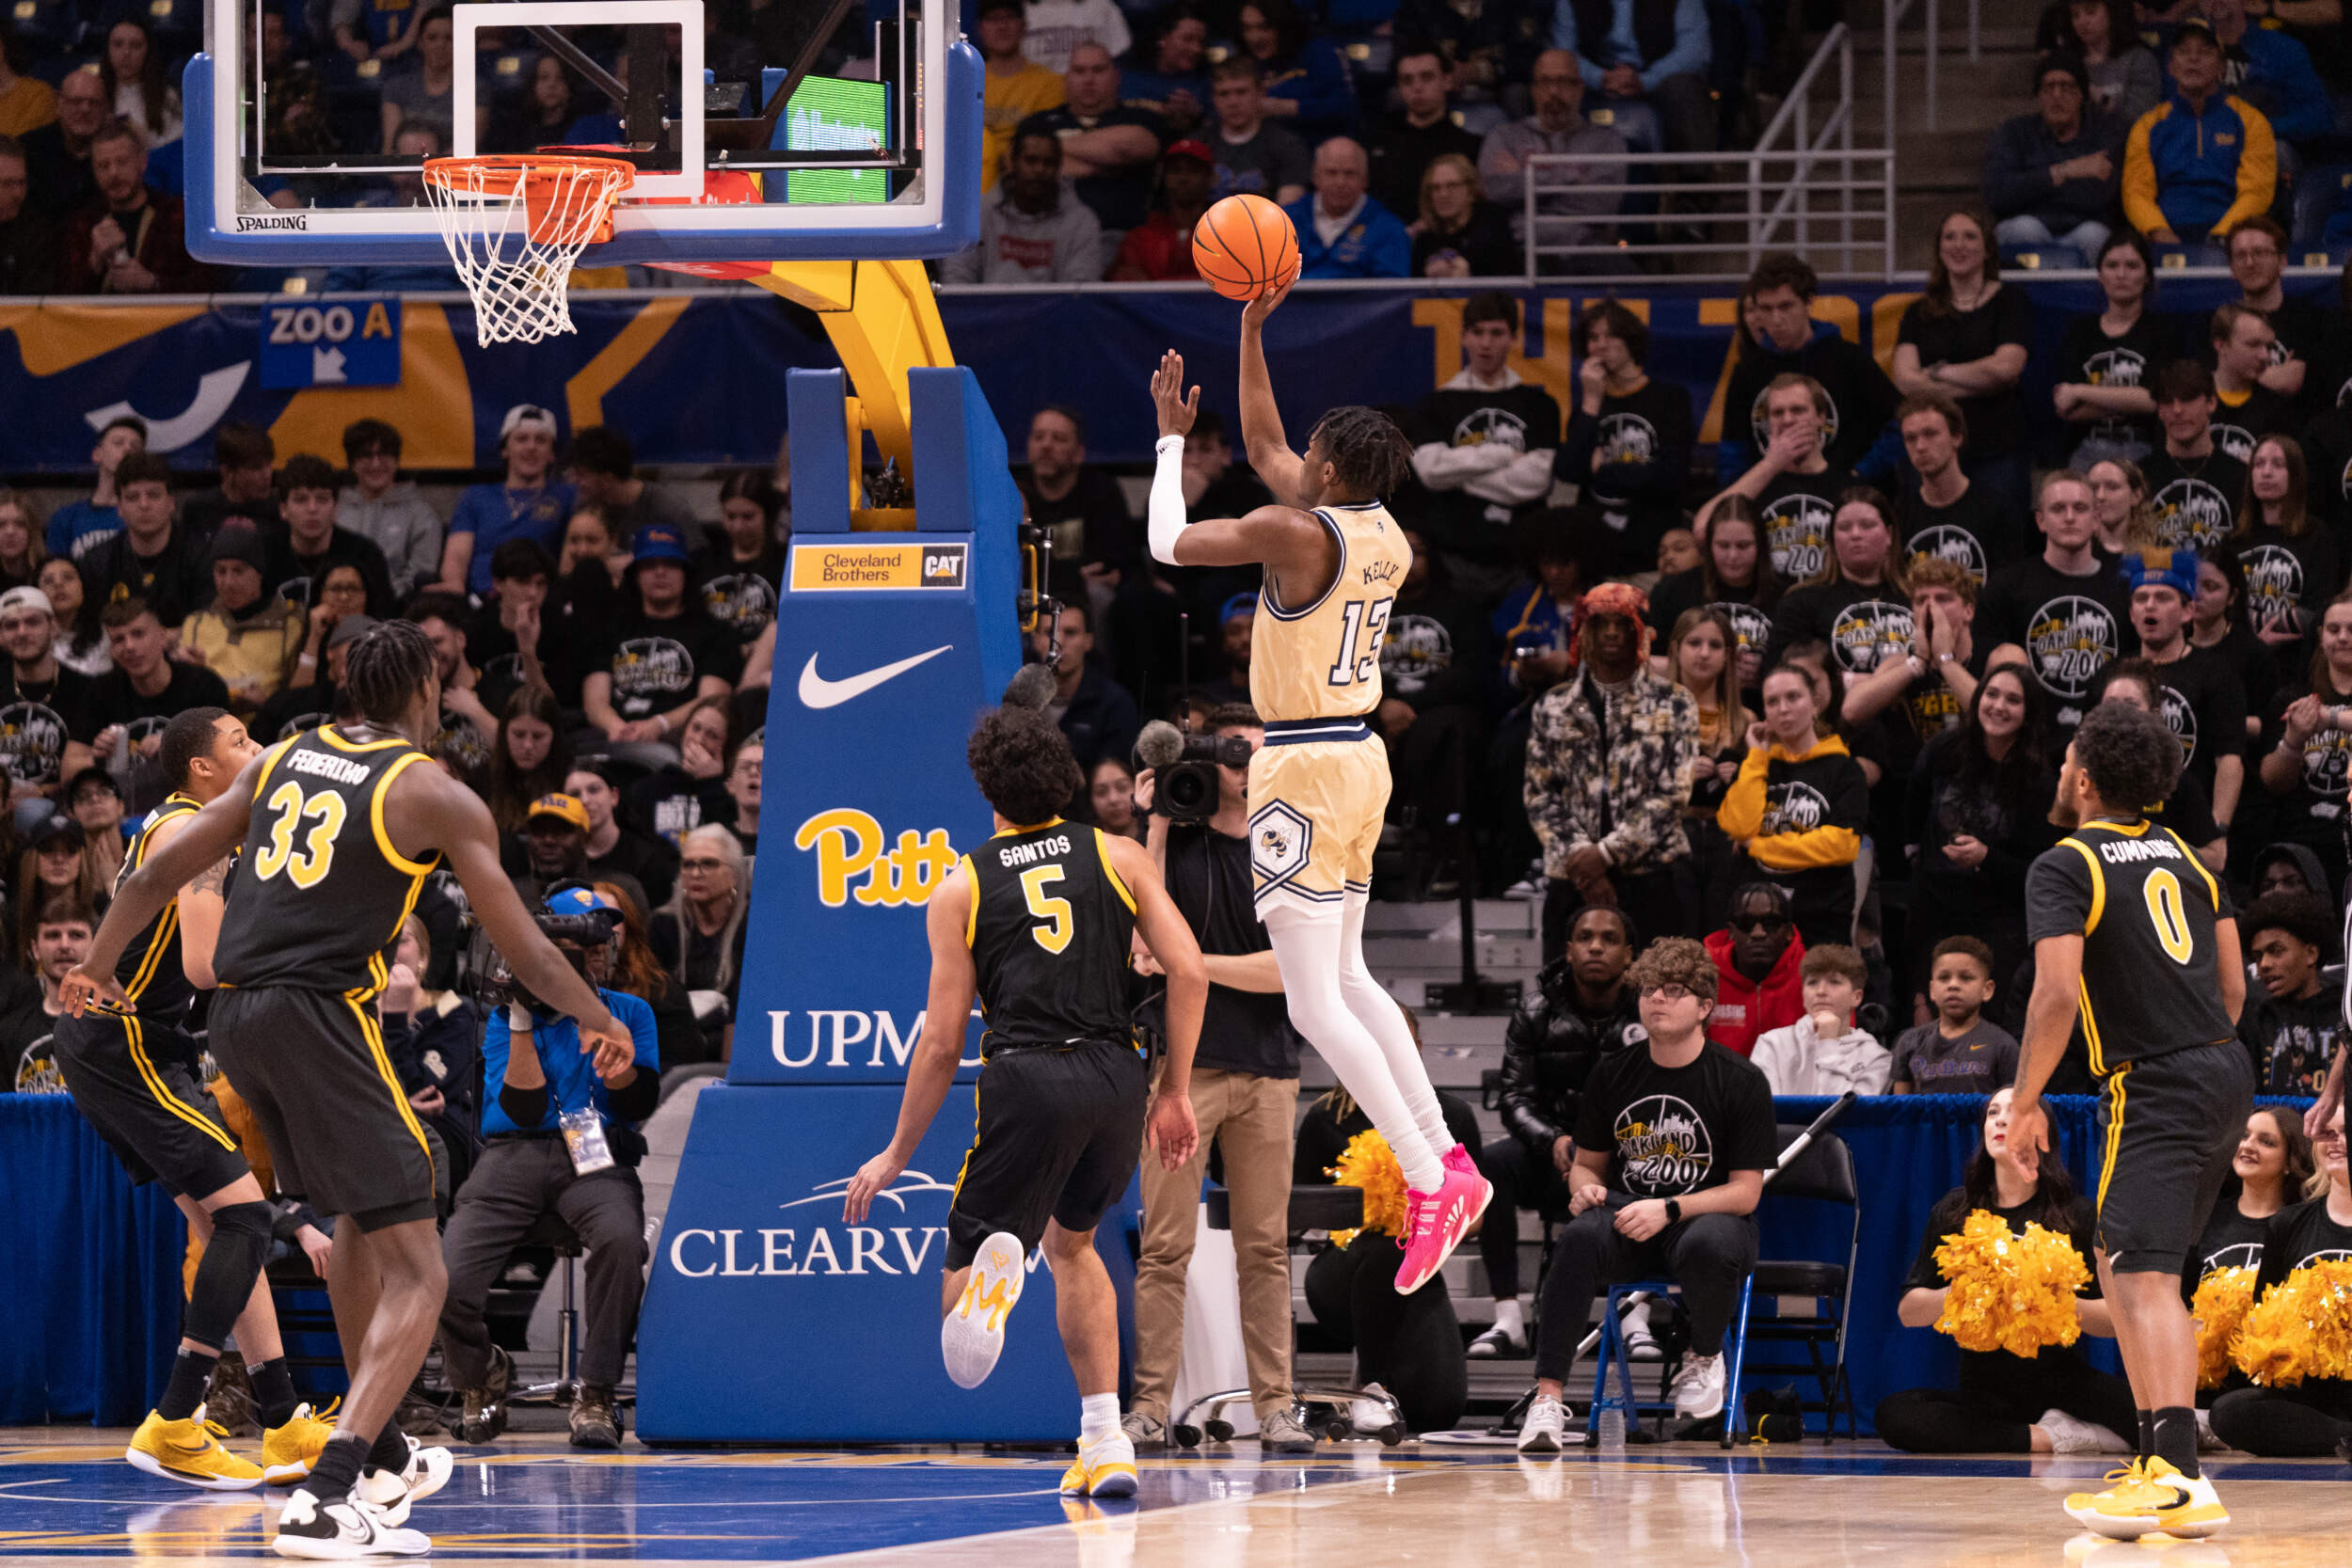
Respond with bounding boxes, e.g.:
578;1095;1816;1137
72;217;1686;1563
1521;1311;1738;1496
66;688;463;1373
1149;435;1188;565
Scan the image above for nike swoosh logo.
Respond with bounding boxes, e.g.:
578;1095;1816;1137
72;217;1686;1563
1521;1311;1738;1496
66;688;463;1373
798;645;953;709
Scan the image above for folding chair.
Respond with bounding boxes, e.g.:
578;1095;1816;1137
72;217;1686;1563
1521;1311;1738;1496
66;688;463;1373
1734;1124;1862;1439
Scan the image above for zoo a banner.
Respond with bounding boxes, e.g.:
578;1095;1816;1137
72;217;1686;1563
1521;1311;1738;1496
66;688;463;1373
0;276;2289;474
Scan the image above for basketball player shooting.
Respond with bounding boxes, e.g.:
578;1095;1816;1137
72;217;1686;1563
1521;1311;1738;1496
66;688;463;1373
1145;285;1491;1292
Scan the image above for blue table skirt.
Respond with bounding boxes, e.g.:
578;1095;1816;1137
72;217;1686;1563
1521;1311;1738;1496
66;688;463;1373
5;1093;185;1425
9;1089;2312;1434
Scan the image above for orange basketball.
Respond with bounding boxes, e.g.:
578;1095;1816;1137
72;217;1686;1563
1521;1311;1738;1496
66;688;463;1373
1192;194;1301;301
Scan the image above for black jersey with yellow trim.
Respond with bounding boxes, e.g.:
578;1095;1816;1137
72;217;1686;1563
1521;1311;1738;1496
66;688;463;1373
961;819;1139;1057
2024;817;2238;1072
213;725;442;999
95;791;206;1022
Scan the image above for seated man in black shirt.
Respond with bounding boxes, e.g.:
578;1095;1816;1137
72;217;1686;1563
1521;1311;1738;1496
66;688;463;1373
2237;893;2343;1096
268;453;397;617
0;584;98;802
0;896;92;1077
582;523;739;765
565;762;678;909
1473;903;1644;1358
87;597;231;764
1516;935;1774;1453
467;539;574;712
81;452;213;631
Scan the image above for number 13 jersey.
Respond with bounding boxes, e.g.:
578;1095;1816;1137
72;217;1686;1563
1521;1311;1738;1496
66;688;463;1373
215;726;441;1000
1250;501;1412;722
2024;818;2237;1072
961;821;1139;1056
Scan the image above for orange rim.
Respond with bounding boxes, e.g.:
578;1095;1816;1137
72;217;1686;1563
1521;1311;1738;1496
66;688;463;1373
421;153;636;246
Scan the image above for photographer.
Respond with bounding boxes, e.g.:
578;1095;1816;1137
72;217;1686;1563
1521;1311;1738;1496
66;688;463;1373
1124;702;1316;1455
438;885;660;1453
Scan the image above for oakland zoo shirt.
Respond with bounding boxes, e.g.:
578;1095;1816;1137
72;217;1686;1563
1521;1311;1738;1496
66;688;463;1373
1571;1040;1778;1198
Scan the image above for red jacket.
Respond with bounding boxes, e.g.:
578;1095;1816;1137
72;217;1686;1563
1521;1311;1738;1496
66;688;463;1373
1704;928;1806;1058
1109;211;1200;281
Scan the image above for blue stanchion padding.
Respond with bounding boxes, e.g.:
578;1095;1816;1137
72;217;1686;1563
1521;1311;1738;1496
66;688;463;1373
636;1081;1128;1441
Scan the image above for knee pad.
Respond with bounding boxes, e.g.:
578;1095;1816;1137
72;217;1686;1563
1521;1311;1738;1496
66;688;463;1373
183;1200;276;1349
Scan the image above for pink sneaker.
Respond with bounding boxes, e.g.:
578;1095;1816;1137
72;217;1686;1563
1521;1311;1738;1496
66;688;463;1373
1395;1157;1492;1295
1441;1143;1494;1228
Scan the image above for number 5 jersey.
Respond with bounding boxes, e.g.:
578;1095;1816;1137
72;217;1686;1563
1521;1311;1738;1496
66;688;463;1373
214;726;441;1001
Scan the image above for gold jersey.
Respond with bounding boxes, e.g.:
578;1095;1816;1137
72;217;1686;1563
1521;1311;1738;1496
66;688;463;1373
1248;502;1413;724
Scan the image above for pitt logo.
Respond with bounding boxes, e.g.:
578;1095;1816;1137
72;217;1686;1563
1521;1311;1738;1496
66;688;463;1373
794;808;958;907
1361;560;1401;586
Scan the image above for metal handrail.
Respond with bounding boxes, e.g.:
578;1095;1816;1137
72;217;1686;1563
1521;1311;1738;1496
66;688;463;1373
1883;0;1981;135
1517;24;1895;281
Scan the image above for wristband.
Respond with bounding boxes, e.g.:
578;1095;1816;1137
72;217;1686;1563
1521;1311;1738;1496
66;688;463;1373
1664;1198;1683;1225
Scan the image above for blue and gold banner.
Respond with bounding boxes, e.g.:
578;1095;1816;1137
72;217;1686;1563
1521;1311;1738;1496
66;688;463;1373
0;277;2307;474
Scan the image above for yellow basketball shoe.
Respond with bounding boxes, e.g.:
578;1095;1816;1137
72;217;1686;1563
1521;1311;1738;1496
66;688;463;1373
942;1232;1025;1390
1059;1432;1139;1498
261;1403;340;1486
2083;1457;2228;1541
126;1405;265;1490
2064;1459;2147;1531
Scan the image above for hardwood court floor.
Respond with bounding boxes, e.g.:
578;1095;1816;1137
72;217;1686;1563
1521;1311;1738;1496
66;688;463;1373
2;1430;2346;1566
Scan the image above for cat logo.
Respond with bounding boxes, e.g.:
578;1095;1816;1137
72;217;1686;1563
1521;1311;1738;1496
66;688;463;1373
921;547;968;588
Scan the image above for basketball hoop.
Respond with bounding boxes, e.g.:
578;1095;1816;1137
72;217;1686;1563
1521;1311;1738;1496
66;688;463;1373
421;152;636;345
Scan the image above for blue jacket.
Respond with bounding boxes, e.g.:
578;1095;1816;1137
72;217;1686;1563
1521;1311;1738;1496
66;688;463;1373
1550;0;1711;91
2122;91;2277;242
1283;195;1412;278
481;988;660;1138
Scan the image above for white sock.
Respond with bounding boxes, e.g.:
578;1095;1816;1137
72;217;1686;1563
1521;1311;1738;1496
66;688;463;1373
1492;1298;1525;1338
1622;1299;1652;1337
1080;1394;1120;1443
1265;906;1443;1192
1339;890;1455;1162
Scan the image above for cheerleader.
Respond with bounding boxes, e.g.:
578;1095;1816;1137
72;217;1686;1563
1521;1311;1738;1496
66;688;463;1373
2208;1103;2352;1457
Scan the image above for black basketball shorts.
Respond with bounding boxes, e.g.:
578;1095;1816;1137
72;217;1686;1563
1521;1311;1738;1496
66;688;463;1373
53;1010;250;1200
2092;1037;2255;1275
209;987;436;1231
945;1042;1149;1271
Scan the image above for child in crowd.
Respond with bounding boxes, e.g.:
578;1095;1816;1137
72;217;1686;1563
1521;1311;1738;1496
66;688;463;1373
1889;937;2020;1095
1750;943;1889;1094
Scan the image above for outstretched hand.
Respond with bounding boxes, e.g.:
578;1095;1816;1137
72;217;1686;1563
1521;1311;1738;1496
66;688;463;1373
1241;277;1294;330
1151;350;1200;439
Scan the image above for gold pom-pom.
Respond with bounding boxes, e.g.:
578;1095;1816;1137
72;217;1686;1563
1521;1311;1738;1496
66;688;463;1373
1931;1209;2092;1357
1326;1130;1409;1247
2191;1266;2259;1389
2232;1258;2352;1387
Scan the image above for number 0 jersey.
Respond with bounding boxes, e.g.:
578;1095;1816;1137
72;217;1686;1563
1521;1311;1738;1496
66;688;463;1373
213;727;441;1000
2024;819;2237;1072
1250;501;1413;723
961;820;1138;1056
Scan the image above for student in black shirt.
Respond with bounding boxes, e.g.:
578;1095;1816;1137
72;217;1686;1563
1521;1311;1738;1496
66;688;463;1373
692;470;785;650
2188;546;2278;745
2124;548;2246;829
1555;300;1692;569
85;598;231;760
468;539;576;714
625;695;737;848
1840;557;1988;756
1409;293;1563;584
2094;659;2226;872
582;523;740;750
2207;1102;2352;1456
0;584;97;799
2233;435;2339;647
1894;391;2015;586
2207;305;2300;466
1980;471;2137;745
2215;218;2325;407
1877;1088;2132;1454
1892;211;2035;519
1716;252;1900;486
2185;1107;2315;1300
2142;359;2248;552
2258;594;2352;891
565;762;681;910
1647;498;1780;697
2052;232;2168;468
80;452;211;631
1763;487;1915;682
2236;895;2344;1097
1698;372;1854;584
1514;938;1773;1454
268;454;396;619
1902;663;2059;986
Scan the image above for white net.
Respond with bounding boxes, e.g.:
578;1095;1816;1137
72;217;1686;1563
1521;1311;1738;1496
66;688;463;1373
422;156;634;346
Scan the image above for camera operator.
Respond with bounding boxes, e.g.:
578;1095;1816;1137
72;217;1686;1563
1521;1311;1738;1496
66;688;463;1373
1124;702;1317;1454
438;885;660;1453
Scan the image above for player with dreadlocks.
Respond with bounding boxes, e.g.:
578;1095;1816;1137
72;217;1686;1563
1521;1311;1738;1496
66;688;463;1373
1142;285;1492;1303
66;620;630;1560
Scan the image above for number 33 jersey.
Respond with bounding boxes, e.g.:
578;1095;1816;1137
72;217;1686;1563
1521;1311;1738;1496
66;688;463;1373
1249;501;1412;723
961;821;1139;1056
2025;819;2237;1072
214;726;442;1000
